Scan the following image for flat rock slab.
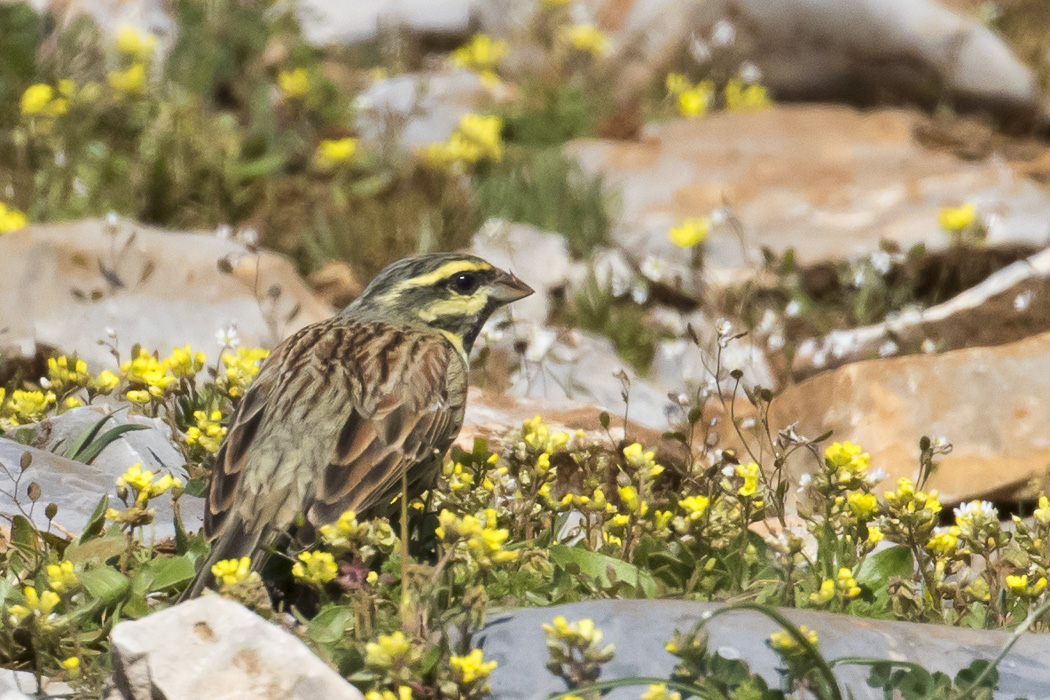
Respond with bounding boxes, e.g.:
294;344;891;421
770;329;1050;504
478;599;1050;699
567;106;1050;288
108;596;363;700
0;435;200;539
0;218;333;368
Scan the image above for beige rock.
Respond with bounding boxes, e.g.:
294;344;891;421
769;331;1050;503
566;105;1050;289
108;596;362;700
0;219;334;368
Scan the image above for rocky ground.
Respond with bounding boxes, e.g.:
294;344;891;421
4;0;1050;698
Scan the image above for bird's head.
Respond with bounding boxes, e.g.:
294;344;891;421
346;253;534;359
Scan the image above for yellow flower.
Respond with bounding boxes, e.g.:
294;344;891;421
116;25;156;60
678;495;710;520
291;551;338;586
668;218;711;248
836;567;860;598
186;410;227;454
46;560;79;594
938;203;977;233
1007;574;1028;593
61;656;80;677
93;369;120;394
48;355;91;391
723;78;772;112
277;68;309;100
449;648;498;684
20;83;69;118
735;461;761;498
846;492;879;520
126;389;151;403
221;347;270;397
211;556;252;586
451;34;508;73
809;578;835;605
769;625;819;655
315;138;359;168
665;73;690;96
0;203;28;234
166;345;206;378
677;84;713;118
108;63;147;94
3;389;56;425
866;526;884;546
365;631;412;669
927;526;960;557
563;24;609;56
642;683;681;700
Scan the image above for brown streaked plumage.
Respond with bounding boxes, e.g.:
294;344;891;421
185;253;532;597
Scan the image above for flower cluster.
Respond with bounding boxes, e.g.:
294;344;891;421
292;551;339;586
318;509;397;561
0;389;57;427
543;616;615;687
668;218;711;249
0;202;28;234
451;34;507;85
109;26;156;95
106;463;183;527
185;410;227;455
315;137;359;169
436;508;518;567
560;24;609;56
666;74;715;118
220;347;270;398
424;113;505;173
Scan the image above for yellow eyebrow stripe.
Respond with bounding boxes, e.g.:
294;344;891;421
398;260;492;289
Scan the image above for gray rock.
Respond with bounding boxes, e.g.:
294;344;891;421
0;670;34;700
605;0;1040;123
567;106;1050;290
295;0;474;46
509;330;676;429
471;219;572;327
35;406;185;477
108;596;363;700
478;599;1050;699
353;70;503;153
0;218;333;370
0;435;203;539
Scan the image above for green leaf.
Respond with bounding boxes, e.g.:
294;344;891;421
78;495;111;543
65;534;128;566
148;556;197;591
184;478;207;498
80;568;130;607
75;424;148;464
62;412;113;460
549;544;656;597
855;545;913;595
305;606;354;645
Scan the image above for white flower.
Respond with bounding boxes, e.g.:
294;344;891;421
631;281;650;304
688;34;711;63
784;300;801;318
1014;290;1033;312
921;339;936;353
711;19;735;46
767;334;785;352
216;322;241;348
106;211;119;227
525;327;557;362
738;61;761;84
797;472;812;493
215;224;232;240
639;254;666;282
877;340;898;357
870;250;892;275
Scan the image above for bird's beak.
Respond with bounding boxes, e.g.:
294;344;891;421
491;270;534;304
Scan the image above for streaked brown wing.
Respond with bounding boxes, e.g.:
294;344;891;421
203;336;292;540
306;336;459;526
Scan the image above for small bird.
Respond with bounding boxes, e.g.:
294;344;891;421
185;253;532;596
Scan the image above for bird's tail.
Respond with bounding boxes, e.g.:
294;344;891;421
181;517;261;599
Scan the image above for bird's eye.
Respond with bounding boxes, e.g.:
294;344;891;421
448;272;480;295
